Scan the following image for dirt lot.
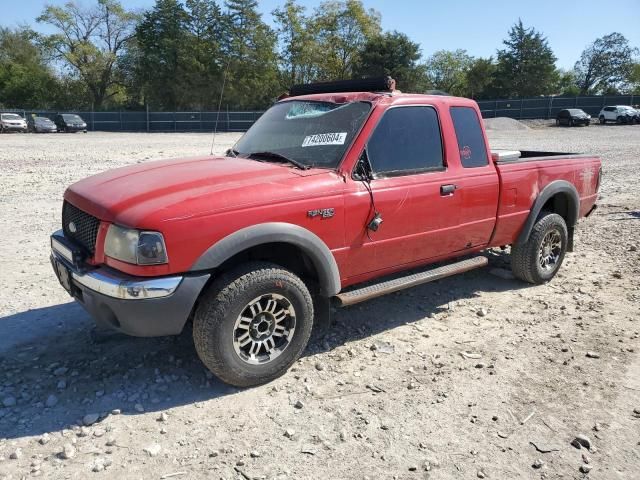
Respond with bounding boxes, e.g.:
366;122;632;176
0;125;638;480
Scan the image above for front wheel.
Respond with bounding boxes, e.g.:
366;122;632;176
511;212;568;284
193;262;314;387
599;116;605;124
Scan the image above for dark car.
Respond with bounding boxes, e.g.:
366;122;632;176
55;113;87;133
28;116;58;133
556;109;591;127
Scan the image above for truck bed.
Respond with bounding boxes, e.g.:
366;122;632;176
492;149;592;163
489;151;601;247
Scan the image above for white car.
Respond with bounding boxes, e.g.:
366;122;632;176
598;105;638;124
0;113;28;133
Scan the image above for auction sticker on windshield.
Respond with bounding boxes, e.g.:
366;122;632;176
302;132;347;147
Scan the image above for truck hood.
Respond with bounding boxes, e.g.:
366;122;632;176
65;155;329;227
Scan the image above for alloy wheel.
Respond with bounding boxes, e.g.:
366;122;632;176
232;293;296;365
538;229;562;271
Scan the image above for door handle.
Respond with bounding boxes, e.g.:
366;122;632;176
440;184;458;196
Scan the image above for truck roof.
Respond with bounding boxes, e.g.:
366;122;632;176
283;77;479;109
282;91;479;108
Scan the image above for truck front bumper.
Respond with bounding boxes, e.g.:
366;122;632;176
50;231;209;337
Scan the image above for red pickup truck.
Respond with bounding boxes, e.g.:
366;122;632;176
50;78;601;386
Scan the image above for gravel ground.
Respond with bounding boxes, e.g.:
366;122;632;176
0;125;639;479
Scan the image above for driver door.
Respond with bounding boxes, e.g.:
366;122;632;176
343;105;463;280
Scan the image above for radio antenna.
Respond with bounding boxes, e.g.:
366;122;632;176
210;63;230;155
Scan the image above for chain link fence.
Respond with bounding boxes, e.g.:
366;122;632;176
476;94;638;120
2;94;638;131
0;108;264;132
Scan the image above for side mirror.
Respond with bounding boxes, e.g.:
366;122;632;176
354;148;373;181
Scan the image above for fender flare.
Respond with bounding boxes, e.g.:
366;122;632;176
517;180;580;246
190;222;341;296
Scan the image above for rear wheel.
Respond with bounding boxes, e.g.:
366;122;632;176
511;212;568;284
599;116;605;124
193;262;314;387
616;116;623;124
569;119;574;127
555;119;560;126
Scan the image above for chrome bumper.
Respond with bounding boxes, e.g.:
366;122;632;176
51;231;182;300
68;264;183;300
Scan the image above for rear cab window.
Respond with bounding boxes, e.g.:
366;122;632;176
366;106;444;177
450;106;489;168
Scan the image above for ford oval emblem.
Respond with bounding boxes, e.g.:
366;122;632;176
69;222;77;233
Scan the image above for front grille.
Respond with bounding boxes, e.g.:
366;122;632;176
62;201;100;255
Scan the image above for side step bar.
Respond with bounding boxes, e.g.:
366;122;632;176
335;256;488;307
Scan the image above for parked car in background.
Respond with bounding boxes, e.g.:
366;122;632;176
27;116;58;133
556;109;590;127
626;106;640;124
55;114;88;133
0;113;28;133
598;105;637;124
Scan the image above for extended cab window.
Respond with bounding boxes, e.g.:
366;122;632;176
451;107;489;168
367;106;443;177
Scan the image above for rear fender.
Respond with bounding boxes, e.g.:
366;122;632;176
517;180;579;251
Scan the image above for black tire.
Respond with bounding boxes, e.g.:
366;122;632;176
616;116;623;125
599;116;605;125
193;262;314;387
555;119;560;126
569;119;574;127
511;212;568;285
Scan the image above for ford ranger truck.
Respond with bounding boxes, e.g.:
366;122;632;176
50;77;601;387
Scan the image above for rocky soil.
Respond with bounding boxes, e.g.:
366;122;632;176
0;125;638;479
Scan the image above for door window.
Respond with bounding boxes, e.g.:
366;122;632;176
366;106;444;177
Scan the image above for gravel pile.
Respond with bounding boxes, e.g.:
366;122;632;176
484;117;530;131
0;126;639;479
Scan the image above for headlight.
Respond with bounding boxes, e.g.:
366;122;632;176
104;225;168;265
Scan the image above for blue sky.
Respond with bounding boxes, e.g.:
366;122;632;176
3;0;639;69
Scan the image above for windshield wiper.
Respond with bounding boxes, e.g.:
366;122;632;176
246;151;311;170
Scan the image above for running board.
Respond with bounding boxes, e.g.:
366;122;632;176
335;256;488;307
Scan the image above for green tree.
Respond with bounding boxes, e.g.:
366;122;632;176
463;57;496;99
629;63;640;95
222;0;279;109
574;33;638;94
135;0;190;110
555;69;580;96
311;0;381;80
0;27;59;108
353;31;428;92
425;49;473;96
183;0;224;108
494;20;558;97
272;0;319;87
37;0;138;108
